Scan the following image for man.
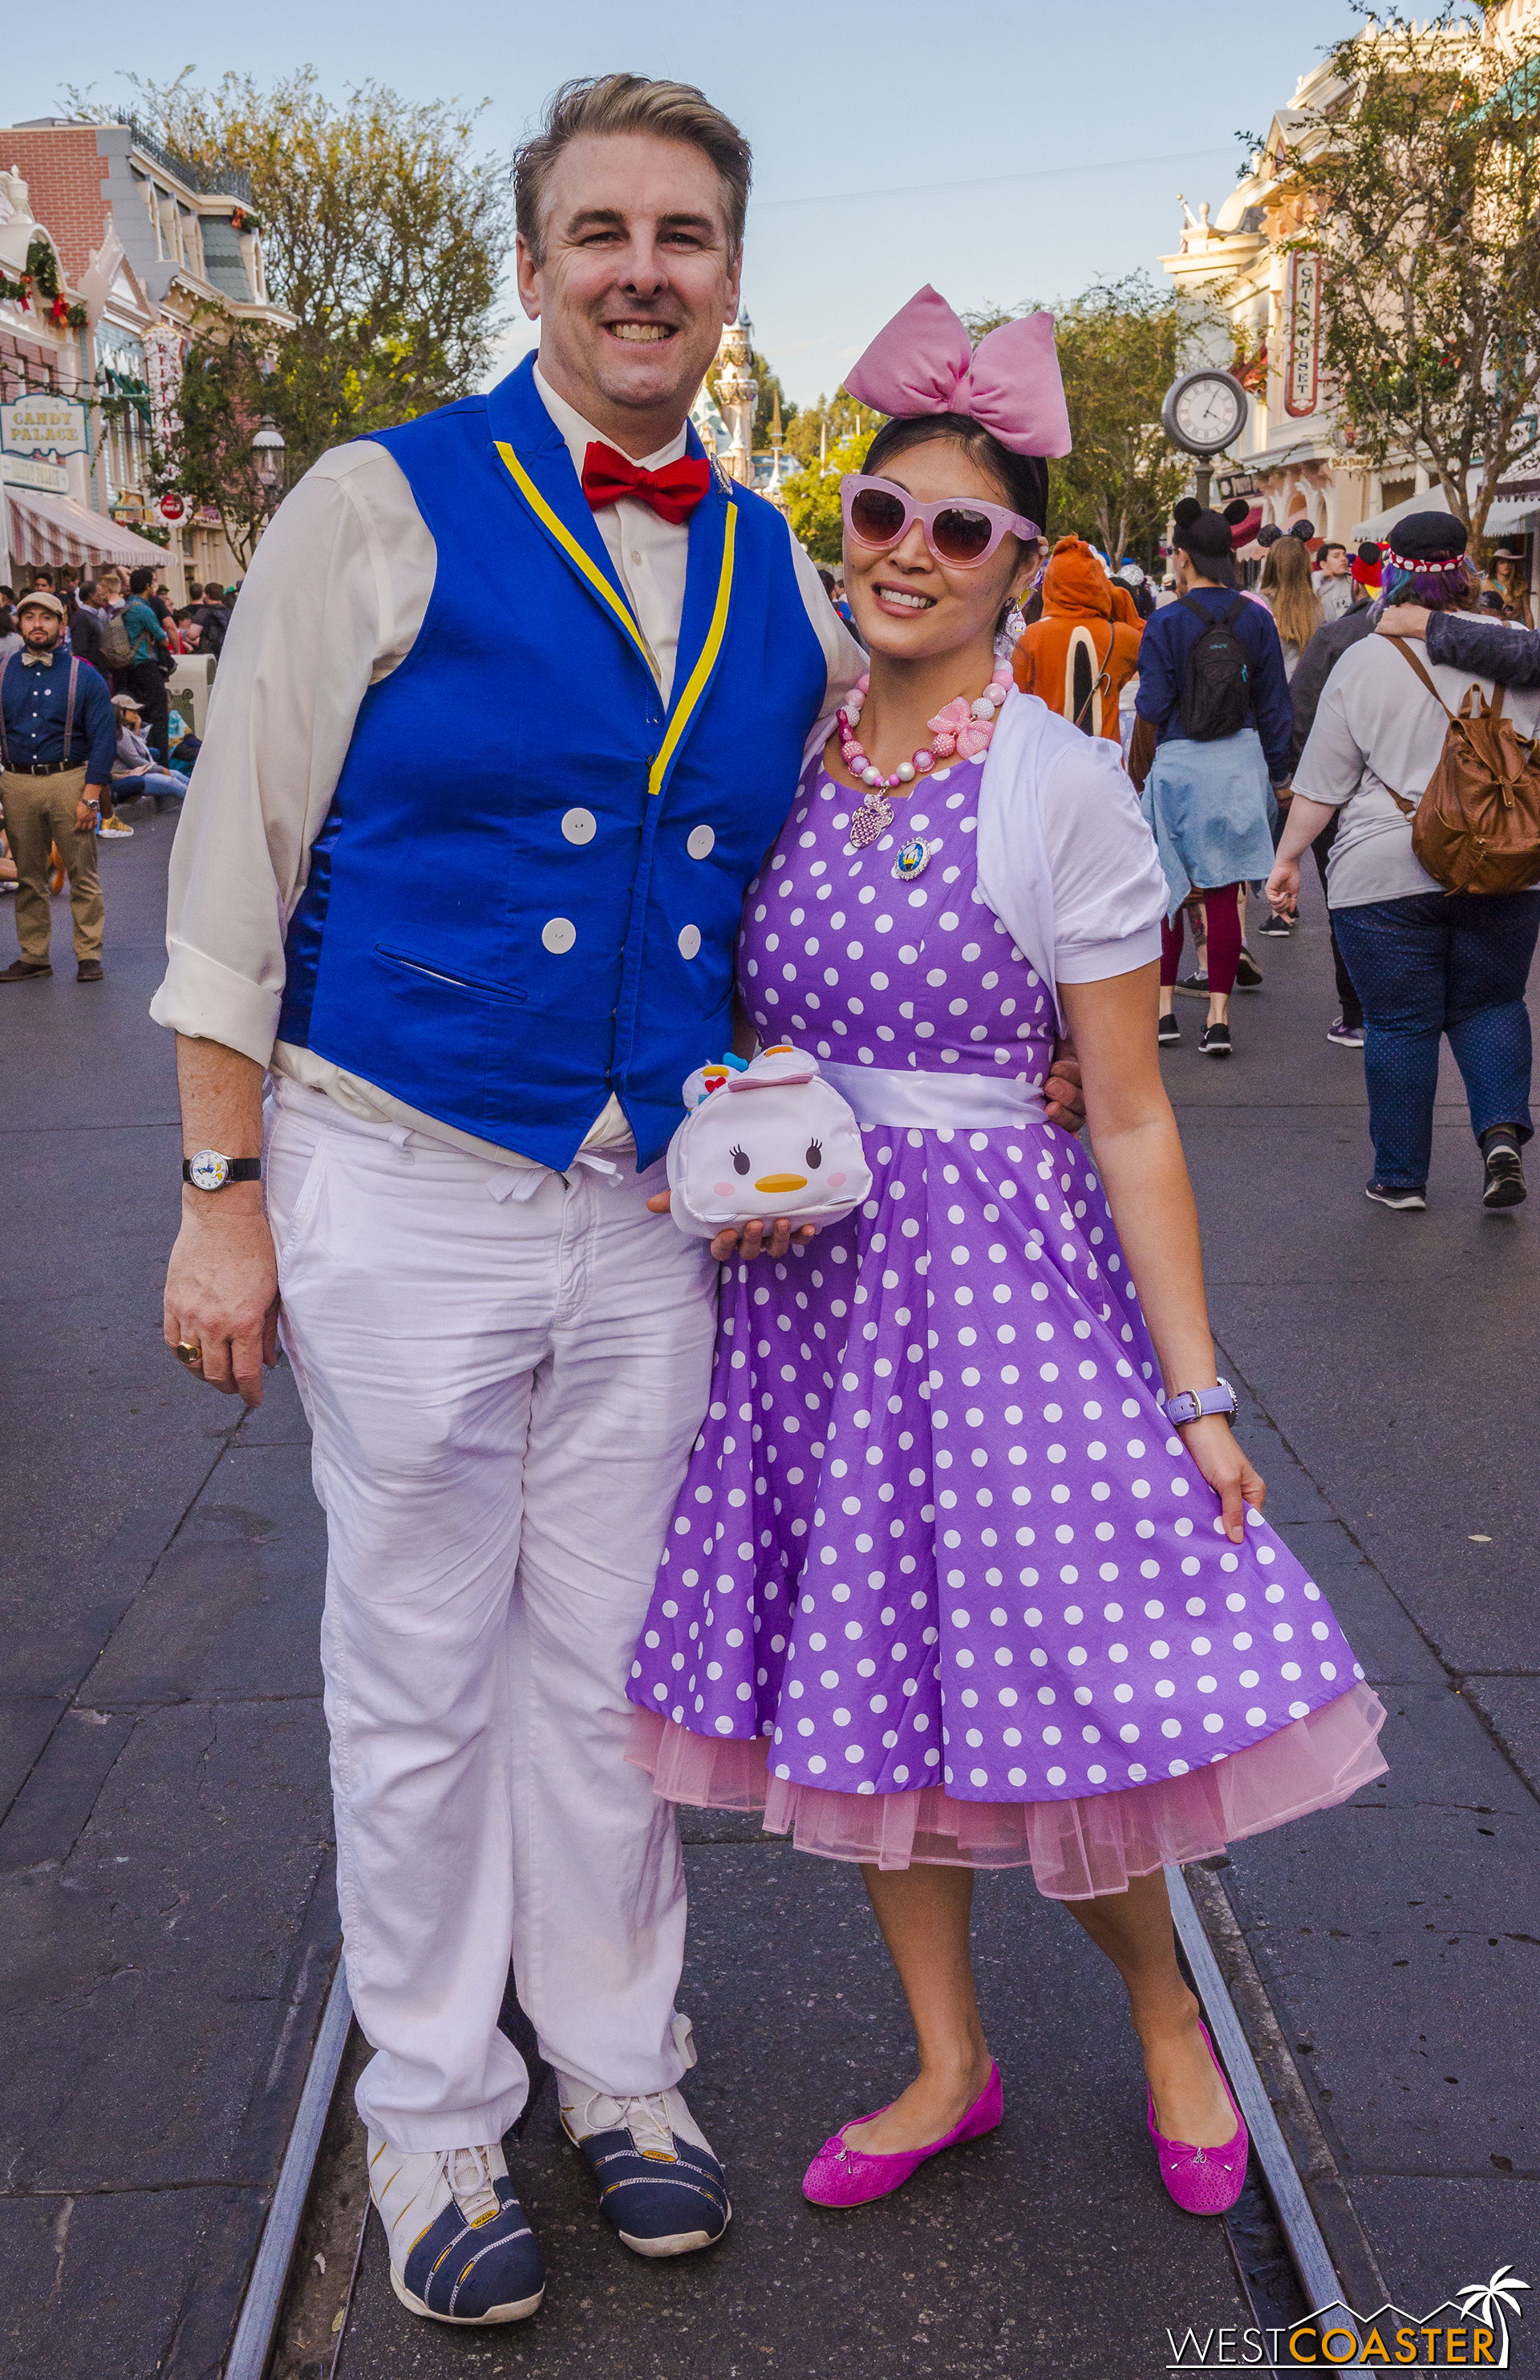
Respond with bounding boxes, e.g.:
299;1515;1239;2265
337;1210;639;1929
0;589;115;981
121;566;172;764
1313;541;1356;622
1285;560;1377;1046
188;582;229;657
154;73;1092;2332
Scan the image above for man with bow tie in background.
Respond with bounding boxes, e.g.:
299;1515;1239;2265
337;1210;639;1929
152;73;866;2329
0;587;115;983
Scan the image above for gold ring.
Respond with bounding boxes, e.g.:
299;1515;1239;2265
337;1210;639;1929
174;1340;204;1368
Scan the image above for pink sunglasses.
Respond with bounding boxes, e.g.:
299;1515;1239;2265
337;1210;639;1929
841;473;1040;568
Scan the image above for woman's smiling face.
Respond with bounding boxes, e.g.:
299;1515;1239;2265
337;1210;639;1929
842;436;1027;664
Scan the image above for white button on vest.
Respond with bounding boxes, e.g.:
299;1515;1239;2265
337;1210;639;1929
542;917;578;955
677;923;702;959
561;808;597;845
686;824;715;859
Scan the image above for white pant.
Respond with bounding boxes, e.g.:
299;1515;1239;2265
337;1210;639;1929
265;1082;717;2152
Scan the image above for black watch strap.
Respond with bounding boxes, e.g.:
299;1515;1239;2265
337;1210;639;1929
182;1154;263;1189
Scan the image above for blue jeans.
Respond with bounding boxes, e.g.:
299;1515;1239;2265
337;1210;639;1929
1331;890;1540;1186
118;770;188;804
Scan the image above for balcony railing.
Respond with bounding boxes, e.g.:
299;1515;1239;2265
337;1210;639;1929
124;118;252;205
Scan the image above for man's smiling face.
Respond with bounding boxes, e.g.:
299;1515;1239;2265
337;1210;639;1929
517;131;740;456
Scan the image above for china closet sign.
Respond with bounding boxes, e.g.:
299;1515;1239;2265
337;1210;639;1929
1284;251;1323;420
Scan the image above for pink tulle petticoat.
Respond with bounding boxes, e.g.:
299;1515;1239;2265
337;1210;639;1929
627;1685;1388;1902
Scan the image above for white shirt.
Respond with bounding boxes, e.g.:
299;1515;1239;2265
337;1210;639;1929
1293;630;1540;906
151;367;864;1170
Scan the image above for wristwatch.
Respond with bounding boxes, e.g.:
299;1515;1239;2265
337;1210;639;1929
183;1149;262;1191
1161;1378;1238;1427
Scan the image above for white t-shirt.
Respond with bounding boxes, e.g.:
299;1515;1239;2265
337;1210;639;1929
1293;630;1540;906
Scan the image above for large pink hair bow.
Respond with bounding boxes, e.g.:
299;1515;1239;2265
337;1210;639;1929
845;285;1072;459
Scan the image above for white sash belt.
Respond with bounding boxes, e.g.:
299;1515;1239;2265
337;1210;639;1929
820;1059;1046;1132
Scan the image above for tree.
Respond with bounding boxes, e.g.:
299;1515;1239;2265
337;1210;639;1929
781;427;875;563
1273;2;1540;541
963;283;1188;566
1049;277;1190;565
80;70;515;561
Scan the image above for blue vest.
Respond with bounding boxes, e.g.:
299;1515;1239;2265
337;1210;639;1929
277;357;827;1170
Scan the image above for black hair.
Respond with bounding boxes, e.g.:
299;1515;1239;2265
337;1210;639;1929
862;412;1049;545
128;566;154;594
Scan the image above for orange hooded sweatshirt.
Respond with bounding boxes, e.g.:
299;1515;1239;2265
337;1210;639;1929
1012;538;1144;740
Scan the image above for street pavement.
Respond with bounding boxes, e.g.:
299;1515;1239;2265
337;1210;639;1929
2;819;1535;2380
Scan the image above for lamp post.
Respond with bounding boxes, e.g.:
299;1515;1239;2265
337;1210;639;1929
249;414;286;516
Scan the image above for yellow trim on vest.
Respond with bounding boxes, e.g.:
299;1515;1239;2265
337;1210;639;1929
494;440;653;673
496;438;738;800
649;502;737;799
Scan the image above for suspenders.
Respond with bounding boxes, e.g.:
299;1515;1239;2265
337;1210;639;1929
0;652;83;772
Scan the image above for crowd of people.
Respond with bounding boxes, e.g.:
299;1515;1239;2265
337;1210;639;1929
0;561;232;979
1003;497;1540;1215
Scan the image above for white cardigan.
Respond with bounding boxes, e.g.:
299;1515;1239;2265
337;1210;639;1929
975;686;1165;1029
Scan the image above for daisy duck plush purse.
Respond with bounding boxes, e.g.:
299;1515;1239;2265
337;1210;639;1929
665;1044;873;1240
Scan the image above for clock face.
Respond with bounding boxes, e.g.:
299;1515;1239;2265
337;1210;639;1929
188;1149;231;1191
1165;371;1249;456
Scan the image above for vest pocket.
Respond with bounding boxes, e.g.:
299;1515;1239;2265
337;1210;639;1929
375;944;527;1003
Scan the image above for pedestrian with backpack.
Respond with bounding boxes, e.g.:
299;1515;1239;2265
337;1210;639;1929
1266;512;1540;1213
1129;498;1293;1057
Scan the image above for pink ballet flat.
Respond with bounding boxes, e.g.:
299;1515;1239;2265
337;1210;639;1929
1147;2021;1249;2215
802;2064;1003;2208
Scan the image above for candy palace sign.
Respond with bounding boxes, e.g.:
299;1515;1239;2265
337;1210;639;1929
1165;2265;1530;2368
0;396;89;460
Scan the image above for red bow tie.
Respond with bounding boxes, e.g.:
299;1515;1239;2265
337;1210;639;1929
581;440;711;525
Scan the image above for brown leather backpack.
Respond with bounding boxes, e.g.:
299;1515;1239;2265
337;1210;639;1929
1385;636;1540;894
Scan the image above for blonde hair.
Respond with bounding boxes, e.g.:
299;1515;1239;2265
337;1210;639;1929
1258;536;1323;652
514;75;752;262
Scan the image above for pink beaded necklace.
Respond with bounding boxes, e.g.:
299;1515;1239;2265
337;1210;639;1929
837;663;1013;849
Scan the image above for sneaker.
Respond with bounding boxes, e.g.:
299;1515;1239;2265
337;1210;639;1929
1257;911;1291;937
1173;970;1210;999
559;2031;729;2258
1234;945;1264;990
1481;1129;1527;1209
369;2135;545;2325
1327;1016;1366;1048
1366;1179;1427;1211
1198;1020;1232;1059
98;817;134;840
1158;1012;1181;1047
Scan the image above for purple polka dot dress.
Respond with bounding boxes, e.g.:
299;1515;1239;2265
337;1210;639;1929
628;749;1387;1898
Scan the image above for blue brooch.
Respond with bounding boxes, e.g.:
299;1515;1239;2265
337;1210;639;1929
891;837;933;882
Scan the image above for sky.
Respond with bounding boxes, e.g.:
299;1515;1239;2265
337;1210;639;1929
6;0;1364;407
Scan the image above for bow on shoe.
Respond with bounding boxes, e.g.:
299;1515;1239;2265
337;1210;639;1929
844;285;1072;459
582;440;712;524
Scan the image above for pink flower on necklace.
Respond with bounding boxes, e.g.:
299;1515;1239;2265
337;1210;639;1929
927;694;993;760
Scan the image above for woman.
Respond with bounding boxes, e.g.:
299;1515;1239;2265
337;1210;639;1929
110;693;191;811
1129;500;1293;1059
1485;547;1534;629
631;289;1386;2219
1257;532;1323;680
1268;511;1540;1213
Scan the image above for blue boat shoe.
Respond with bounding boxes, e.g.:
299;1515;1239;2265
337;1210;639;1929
559;2074;731;2257
369;2135;545;2325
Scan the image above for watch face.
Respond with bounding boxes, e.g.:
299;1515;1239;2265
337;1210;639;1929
1172;374;1247;454
188;1149;231;1192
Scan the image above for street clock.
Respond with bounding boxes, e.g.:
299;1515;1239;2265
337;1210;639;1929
1161;370;1250;457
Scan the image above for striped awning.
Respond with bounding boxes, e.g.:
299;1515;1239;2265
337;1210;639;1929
6;487;171;569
